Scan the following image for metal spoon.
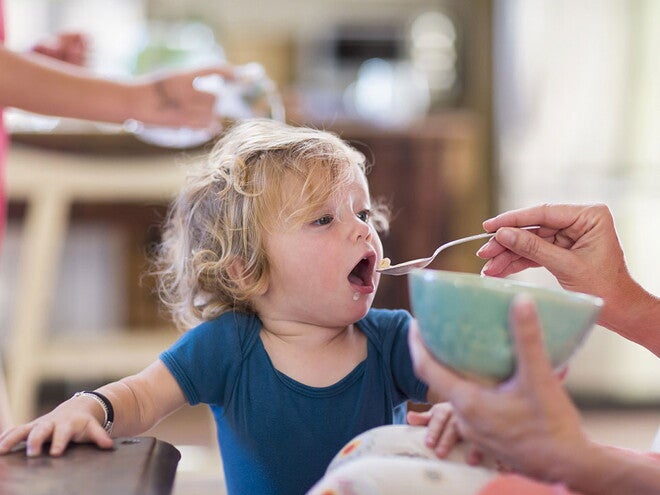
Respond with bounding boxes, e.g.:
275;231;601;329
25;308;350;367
377;226;540;276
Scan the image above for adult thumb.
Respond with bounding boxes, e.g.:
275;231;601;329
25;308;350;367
508;294;555;384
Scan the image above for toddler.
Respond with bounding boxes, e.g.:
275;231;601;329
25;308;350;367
0;119;456;494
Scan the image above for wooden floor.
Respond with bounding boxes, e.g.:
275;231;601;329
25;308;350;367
143;403;659;495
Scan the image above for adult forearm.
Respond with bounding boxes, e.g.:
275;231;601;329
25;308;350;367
0;47;137;123
560;443;660;495
599;275;660;356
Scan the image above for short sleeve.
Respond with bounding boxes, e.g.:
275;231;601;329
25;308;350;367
362;309;429;405
160;312;256;406
386;310;429;403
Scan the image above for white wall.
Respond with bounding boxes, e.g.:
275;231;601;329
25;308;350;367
494;0;660;402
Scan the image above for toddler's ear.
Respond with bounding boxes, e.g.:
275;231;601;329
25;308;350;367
226;257;268;295
226;257;247;287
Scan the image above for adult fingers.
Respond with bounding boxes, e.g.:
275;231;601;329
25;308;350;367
493;227;580;279
480;250;540;277
476;230;562;261
508;295;556;386
476;236;509;259
408;323;474;404
483;203;581;232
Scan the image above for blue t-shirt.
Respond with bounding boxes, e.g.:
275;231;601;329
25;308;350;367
160;308;428;495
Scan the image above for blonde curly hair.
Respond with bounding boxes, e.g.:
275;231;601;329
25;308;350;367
152;119;390;330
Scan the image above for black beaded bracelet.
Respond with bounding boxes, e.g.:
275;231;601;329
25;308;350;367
73;391;115;434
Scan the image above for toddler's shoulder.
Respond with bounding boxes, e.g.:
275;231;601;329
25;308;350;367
179;311;262;353
360;308;413;345
363;308;412;328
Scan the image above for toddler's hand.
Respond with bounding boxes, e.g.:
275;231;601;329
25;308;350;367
407;402;460;458
0;397;113;457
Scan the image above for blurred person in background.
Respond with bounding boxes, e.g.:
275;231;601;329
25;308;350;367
0;0;233;244
0;0;233;431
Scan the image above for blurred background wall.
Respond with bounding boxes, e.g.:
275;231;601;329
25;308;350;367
493;0;660;402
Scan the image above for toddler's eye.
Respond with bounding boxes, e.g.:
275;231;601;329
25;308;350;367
357;209;371;222
313;215;333;226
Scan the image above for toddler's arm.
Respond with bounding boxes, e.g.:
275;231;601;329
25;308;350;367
0;360;186;457
407;402;461;457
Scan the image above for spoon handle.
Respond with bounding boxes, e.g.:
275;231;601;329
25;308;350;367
379;225;540;276
433;225;540;258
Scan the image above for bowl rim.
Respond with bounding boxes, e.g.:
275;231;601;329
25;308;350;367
409;268;604;309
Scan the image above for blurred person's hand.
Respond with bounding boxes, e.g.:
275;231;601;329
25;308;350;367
1;43;236;134
31;32;88;66
133;65;236;130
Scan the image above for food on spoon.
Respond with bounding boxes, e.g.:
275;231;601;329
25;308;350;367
378;257;391;270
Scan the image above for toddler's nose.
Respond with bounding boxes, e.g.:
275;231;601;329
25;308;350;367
353;220;372;242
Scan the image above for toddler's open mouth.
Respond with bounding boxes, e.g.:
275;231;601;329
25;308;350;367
348;254;376;291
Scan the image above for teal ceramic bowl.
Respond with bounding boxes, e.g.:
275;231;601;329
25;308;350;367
409;269;603;383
